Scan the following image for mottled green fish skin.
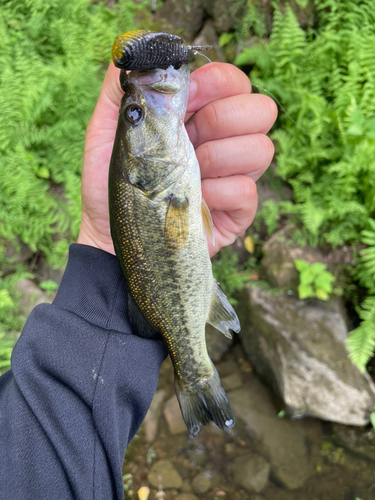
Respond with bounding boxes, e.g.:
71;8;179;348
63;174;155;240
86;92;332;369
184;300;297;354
109;64;239;433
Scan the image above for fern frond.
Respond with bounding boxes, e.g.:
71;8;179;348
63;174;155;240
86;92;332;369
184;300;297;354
347;297;375;372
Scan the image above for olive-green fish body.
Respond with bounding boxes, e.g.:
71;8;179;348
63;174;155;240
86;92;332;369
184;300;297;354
109;64;240;435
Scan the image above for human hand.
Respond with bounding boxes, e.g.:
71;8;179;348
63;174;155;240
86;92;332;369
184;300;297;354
78;62;277;257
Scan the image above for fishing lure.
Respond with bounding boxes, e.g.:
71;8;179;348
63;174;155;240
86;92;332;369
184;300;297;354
112;30;211;72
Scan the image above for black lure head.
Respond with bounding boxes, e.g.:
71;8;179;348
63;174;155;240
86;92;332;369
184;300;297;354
112;30;211;72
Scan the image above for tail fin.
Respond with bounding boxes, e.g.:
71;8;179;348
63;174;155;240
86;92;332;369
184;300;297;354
174;365;235;437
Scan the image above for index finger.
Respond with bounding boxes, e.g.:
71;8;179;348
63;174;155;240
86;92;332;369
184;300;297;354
187;62;252;116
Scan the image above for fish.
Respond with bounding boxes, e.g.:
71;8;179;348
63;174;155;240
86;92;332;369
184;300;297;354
108;31;240;436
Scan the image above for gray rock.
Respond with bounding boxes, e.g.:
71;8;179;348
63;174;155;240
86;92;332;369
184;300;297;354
15;279;52;317
228;379;319;489
157;0;204;42
143;389;166;442
148;459;182;489
192;472;212;494
233;454;270;493
259;225;324;290
163;396;186;435
206;323;232;362
202;0;247;33
1;237;34;266
34;255;66;286
236;286;375;426
191;20;226;69
331;423;375;462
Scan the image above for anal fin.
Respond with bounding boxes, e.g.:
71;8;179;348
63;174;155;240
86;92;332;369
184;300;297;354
127;294;161;340
207;281;241;339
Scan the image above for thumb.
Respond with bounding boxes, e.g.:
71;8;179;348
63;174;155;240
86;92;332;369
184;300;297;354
89;63;123;133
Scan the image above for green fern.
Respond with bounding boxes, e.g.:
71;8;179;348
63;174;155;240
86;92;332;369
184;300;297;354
346;297;375;373
0;0;139;266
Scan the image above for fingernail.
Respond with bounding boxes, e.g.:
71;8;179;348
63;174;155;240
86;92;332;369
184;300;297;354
188;78;197;104
185;120;197;146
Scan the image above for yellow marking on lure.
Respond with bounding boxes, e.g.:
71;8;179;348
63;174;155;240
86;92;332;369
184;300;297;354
112;30;149;65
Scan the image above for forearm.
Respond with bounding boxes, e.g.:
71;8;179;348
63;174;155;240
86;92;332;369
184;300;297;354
0;244;167;500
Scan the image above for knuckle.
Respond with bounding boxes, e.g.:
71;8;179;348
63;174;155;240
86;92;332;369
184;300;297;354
204;101;222;134
198;143;217;176
258;134;275;164
239;176;257;204
263;95;278;123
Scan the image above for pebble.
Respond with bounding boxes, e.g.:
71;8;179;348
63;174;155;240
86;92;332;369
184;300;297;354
175;495;199;500
181;479;192;492
163;396;186;435
187;443;209;466
221;372;243;391
147;459;182;489
192;472;212;494
233;454;270;493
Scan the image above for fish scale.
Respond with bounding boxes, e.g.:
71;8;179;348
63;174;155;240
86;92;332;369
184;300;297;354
109;33;240;435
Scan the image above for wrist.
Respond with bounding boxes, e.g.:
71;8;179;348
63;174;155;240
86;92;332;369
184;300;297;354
77;221;115;256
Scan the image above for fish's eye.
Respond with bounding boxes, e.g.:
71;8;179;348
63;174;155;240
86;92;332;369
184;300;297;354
124;104;144;125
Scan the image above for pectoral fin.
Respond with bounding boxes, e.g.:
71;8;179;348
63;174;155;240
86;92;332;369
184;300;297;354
201;198;214;246
127;294;160;340
207;281;241;338
164;195;189;251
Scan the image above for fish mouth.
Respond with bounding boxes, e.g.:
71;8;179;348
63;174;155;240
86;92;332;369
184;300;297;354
130;67;186;95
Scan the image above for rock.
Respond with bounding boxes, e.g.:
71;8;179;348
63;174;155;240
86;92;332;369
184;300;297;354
192;472;212;494
34;255;65;286
259;225;324;290
144;389;166;442
202;0;247;33
180;479;192;492
187;443;209;466
221;372;242;391
191;21;226;69
233;454;270;493
206;324;232;362
156;0;204;42
236;286;375;426
15;279;52;317
331;423;375;462
175;494;199;500
1;237;34;266
228;379;319;489
147;459;182;489
163;396;186;435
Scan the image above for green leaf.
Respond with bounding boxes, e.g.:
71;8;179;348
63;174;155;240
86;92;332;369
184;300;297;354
370;412;375;429
310;262;327;275
218;33;234;47
37;167;50;179
300;271;315;286
294;259;310;272
298;284;314;299
316;288;329;301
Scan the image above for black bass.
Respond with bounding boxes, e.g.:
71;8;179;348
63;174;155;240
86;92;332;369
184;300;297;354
109;31;240;436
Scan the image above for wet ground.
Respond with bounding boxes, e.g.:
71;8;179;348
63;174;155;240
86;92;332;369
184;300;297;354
122;345;375;500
